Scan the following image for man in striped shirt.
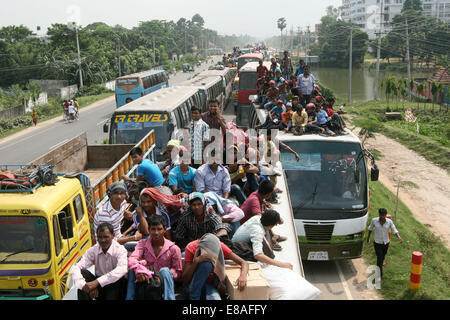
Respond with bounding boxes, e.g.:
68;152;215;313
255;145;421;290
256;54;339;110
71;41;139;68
190;106;210;167
93;181;133;242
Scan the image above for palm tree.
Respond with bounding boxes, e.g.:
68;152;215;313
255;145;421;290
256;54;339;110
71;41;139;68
277;18;287;51
430;80;438;110
416;82;424;110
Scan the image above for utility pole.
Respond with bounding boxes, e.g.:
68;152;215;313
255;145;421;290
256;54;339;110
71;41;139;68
306;26;311;65
117;38;121;77
75;26;83;88
405;16;412;101
153;36;156;65
374;0;384;100
348;26;353;104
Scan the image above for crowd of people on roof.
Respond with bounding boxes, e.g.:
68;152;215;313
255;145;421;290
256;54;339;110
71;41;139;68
71;93;298;300
254;51;347;136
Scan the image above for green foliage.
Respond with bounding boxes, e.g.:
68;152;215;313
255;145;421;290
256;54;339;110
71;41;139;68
75;84;112;97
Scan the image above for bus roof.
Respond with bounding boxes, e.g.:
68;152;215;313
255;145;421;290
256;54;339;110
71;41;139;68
0;177;82;216
238;52;264;60
113;86;199;113
116;69;166;81
239;61;271;73
276;129;362;145
199;68;231;77
178;75;222;90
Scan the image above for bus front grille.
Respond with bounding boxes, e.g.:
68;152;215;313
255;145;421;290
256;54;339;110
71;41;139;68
304;224;335;241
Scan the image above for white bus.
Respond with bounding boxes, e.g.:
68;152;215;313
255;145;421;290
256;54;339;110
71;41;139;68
177;75;225;110
249;105;379;260
199;67;234;106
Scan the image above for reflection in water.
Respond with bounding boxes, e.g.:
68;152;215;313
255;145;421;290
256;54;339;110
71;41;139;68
313;67;431;102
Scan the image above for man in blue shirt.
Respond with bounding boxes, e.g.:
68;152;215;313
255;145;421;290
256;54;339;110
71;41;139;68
123;147;165;187
169;161;197;194
315;105;336;136
294;59;305;78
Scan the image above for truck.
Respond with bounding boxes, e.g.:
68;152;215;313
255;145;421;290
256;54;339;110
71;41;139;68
0;130;157;300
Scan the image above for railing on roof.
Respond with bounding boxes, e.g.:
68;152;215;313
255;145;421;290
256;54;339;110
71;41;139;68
0;164;56;193
91;129;156;212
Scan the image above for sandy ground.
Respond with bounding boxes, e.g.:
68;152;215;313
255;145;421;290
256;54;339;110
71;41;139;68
354;130;450;250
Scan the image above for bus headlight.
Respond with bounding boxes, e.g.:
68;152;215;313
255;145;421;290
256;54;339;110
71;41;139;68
353;232;363;239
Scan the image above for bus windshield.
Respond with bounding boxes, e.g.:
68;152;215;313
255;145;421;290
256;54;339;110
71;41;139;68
111;112;171;150
239;72;258;91
238;58;258;70
0;216;50;264
281;141;367;219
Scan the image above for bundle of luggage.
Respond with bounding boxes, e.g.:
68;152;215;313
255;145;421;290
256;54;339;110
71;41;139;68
0;165;58;190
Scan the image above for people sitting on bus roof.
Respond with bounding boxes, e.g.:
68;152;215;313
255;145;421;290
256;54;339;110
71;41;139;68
93;181;134;245
71;222;128;300
263;84;279;111
232;210;291;268
240;180;275;225
126;215;182;300
174;192;232;252
168;159;197;195
182;233;248;300
291;104;308;136
158;140;181;185
304;103;325;134
280;102;294;132
257;100;285;130
314;104;336;136
122;147;165;189
194;149;231;199
324;97;347;133
133;187;186;243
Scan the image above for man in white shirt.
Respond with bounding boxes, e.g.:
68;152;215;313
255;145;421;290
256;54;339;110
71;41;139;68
367;208;403;279
71;223;128;300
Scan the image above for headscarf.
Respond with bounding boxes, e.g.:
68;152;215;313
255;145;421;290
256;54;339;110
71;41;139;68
196;233;226;283
140;187;185;208
184;192;216;216
167;140;181;148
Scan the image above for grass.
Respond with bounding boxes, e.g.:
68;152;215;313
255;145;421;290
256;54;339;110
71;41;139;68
364;181;450;300
348;100;450;173
0;92;113;140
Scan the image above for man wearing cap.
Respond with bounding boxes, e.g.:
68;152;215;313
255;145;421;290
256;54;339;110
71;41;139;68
305;103;324;134
93;181;134;242
263;81;279;111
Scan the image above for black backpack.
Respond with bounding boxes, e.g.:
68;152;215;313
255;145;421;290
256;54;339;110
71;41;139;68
134;267;164;300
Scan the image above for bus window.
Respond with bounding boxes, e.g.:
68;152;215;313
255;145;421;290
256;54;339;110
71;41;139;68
58;206;74;239
180;103;189;124
175;109;183;128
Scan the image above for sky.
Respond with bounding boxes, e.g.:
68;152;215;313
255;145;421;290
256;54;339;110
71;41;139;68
0;0;342;39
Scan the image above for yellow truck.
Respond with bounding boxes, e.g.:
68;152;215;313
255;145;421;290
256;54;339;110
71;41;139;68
0;131;156;300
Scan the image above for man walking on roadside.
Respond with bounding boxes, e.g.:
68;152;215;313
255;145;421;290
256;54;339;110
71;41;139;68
367;208;403;280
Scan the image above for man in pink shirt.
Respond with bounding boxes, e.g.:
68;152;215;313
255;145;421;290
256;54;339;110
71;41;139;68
71;223;128;300
240;180;275;224
127;215;182;300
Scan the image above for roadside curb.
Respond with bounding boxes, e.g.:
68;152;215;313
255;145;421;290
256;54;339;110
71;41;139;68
0;95;115;145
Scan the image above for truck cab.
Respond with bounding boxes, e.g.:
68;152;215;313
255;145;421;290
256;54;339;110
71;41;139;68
0;166;93;300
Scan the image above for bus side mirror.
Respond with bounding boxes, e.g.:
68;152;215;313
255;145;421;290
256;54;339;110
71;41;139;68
103;122;109;133
371;165;379;181
58;212;74;240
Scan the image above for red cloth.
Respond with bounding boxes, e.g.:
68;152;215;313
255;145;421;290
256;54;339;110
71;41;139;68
326;108;335;116
140;188;185;207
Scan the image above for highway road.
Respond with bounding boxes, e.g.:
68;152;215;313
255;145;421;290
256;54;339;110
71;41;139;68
0;59;219;165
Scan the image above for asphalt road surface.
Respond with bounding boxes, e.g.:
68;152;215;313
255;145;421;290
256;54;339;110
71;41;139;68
0;59;220;164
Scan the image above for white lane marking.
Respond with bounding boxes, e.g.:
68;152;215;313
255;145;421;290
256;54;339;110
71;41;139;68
97;119;109;126
49;139;68;151
335;260;354;300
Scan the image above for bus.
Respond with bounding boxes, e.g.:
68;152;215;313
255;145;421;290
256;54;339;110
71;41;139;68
249;105;380;261
199;67;234;105
114;69;169;108
236;61;271;127
237;52;264;71
106;86;202;160
178;75;225;110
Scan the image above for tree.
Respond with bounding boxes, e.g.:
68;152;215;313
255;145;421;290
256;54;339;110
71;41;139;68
191;14;205;28
402;0;423;12
0;25;33;43
277;18;287;50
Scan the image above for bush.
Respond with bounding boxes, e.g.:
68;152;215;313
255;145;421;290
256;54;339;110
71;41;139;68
75;84;112;97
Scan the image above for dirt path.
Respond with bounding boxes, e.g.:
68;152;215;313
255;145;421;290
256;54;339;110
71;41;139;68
354;129;450;249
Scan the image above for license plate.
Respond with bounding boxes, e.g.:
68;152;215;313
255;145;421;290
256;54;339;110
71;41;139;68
308;251;329;261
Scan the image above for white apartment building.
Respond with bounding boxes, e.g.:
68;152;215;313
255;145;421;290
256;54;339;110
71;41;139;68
341;0;450;39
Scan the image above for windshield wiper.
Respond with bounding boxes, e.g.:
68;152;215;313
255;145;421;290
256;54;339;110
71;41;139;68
0;248;34;263
297;183;319;209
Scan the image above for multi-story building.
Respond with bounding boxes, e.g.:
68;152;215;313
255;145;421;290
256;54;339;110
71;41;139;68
341;0;450;39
